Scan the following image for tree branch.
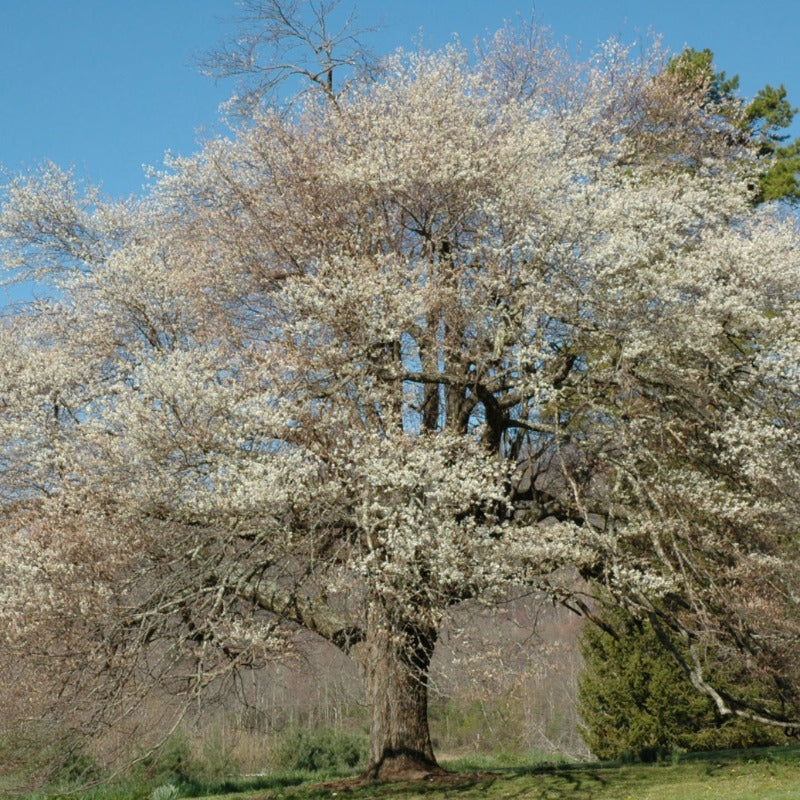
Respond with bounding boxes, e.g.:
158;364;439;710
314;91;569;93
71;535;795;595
245;578;363;653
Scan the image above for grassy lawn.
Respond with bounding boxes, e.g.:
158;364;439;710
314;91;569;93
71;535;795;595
7;746;800;800
182;747;800;800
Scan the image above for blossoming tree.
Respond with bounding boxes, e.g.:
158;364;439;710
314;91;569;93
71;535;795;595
1;27;799;780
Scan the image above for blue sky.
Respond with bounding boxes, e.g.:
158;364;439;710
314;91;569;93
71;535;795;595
2;0;799;199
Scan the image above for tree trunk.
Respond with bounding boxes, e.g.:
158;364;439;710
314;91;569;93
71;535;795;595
359;600;442;780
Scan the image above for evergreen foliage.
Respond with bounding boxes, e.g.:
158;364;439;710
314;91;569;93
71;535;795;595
667;47;800;204
578;609;785;761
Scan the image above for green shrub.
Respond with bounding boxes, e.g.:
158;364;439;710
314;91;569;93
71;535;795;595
270;726;367;772
52;741;103;784
0;725;104;788
137;733;200;786
150;783;180;800
578;608;785;761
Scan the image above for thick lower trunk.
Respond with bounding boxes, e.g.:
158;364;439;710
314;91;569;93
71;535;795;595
360;602;441;780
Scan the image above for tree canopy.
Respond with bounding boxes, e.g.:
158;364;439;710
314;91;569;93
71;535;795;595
0;19;799;781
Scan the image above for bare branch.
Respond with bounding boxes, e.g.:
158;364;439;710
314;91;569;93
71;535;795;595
198;0;379;114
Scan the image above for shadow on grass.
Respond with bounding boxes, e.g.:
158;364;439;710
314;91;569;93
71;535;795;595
178;769;360;798
455;742;800;775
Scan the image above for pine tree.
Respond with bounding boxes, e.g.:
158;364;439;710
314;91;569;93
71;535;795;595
667;47;800;204
578;609;785;761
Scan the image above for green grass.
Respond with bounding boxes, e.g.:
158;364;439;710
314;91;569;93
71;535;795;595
200;746;800;800
8;746;800;800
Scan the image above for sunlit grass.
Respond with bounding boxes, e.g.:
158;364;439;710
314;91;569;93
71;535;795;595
201;745;800;800
8;745;800;800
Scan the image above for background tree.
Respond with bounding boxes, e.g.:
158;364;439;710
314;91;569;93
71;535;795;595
199;0;377;114
666;46;800;203
578;607;785;762
1;18;799;785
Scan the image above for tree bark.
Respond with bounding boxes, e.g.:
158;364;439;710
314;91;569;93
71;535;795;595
359;600;442;780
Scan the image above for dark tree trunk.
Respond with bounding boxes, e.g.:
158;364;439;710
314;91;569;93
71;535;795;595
359;600;442;780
